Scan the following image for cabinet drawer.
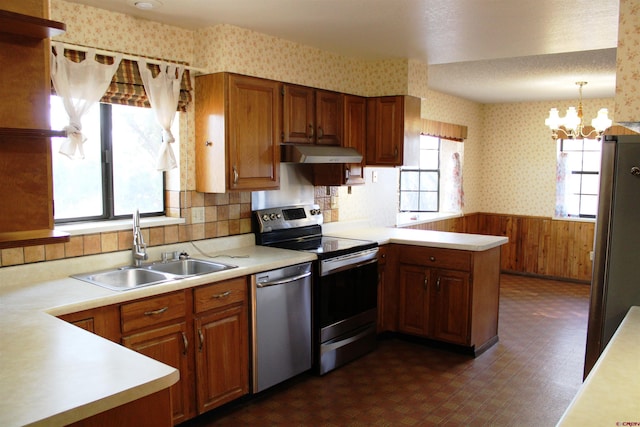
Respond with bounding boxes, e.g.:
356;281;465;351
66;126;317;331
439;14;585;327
398;245;471;271
121;291;186;334
194;277;247;313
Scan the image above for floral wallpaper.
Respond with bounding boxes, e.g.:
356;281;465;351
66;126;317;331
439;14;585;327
615;0;640;125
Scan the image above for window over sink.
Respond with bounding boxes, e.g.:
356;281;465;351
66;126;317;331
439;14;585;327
50;95;171;223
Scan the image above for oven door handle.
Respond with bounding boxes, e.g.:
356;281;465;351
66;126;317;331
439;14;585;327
321;257;377;276
256;271;311;288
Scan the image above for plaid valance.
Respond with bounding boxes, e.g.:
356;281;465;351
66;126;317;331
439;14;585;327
51;47;192;112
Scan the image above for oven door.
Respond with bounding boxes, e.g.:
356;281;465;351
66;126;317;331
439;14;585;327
315;255;378;375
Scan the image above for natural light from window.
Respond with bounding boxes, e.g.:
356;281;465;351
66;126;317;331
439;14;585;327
50;96;169;222
556;138;601;219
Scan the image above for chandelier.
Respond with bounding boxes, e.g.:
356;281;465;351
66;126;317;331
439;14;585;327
545;81;612;140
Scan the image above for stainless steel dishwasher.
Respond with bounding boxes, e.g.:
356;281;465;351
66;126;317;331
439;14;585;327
250;262;312;393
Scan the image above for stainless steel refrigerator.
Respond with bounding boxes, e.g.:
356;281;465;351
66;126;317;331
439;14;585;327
584;134;640;377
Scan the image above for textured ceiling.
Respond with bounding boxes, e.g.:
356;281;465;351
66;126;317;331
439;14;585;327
61;0;620;103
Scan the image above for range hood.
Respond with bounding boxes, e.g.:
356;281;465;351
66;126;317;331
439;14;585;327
281;144;363;164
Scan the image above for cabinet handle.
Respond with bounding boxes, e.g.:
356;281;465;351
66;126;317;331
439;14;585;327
233;166;239;184
308;123;314;140
423;276;428;290
204;141;212;147
198;328;204;351
144;306;168;316
394;146;398;158
345;167;350;180
436;277;441;292
181;332;188;355
211;290;231;299
317;126;324;138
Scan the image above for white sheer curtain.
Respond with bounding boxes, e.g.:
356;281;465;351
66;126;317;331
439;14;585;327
50;42;121;159
137;60;185;171
555;152;569;217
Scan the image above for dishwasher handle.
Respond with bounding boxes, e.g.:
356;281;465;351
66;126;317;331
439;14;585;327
256;271;311;288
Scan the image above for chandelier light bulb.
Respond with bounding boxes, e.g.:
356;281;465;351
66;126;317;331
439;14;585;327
563;107;581;132
545;108;561;130
592;108;613;132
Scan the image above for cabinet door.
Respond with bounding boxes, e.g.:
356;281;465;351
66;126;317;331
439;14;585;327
122;322;193;424
227;74;281;191
366;96;403;166
430;269;471;345
315;89;343;146
194;304;248;413
282;84;315;143
398;264;431;336
59;305;120;342
343;94;366;185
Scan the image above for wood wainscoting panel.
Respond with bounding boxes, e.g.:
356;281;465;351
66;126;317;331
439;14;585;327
401;213;594;282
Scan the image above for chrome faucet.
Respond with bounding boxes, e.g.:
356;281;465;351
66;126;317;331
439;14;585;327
132;209;148;266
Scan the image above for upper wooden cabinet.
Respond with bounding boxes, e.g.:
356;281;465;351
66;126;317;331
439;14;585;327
195;73;281;193
366;95;421;167
282;84;343;146
0;4;69;248
310;94;366;186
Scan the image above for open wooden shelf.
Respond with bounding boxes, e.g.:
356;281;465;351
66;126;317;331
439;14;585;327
0;128;67;138
0;229;70;250
0;9;66;39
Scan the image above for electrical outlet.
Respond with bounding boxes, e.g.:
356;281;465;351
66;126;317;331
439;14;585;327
371;171;378;183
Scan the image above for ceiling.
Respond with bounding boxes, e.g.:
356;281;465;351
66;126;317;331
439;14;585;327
62;0;620;103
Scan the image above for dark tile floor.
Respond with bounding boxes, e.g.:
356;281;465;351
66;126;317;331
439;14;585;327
184;274;590;426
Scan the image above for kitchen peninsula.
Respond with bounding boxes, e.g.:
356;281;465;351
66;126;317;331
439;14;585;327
0;228;506;426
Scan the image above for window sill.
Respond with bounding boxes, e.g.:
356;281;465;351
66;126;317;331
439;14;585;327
552;216;596;223
396;211;463;228
56;216;185;236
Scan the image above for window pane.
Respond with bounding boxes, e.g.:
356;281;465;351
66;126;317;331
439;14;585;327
50;96;104;220
401;171;420;191
583;151;601;171
582;174;600;195
420;171;438;191
562;139;583;151
400;192;418;211
419;192;438;211
420;135;439;150
420;151;439;169
111;104;165;216
580;195;599;216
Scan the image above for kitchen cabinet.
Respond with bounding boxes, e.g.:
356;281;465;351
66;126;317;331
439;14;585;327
0;5;69;248
195;73;281;192
60;276;251;425
193;277;248;413
366;95;421;167
282;84;343;146
311;94;367;186
58;305;120;343
394;244;500;355
120;291;194;424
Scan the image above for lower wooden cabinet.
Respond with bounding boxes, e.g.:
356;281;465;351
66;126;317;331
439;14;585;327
390;244;501;354
122;322;193;424
193;277;249;413
59;276;250;425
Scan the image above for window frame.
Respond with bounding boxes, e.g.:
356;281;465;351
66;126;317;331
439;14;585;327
557;138;601;219
398;136;441;213
52;100;166;224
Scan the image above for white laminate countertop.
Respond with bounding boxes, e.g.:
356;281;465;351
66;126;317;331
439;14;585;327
0;227;506;426
557;306;640;426
0;235;316;427
324;225;508;251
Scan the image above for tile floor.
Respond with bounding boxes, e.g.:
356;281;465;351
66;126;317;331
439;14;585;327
183;274;590;426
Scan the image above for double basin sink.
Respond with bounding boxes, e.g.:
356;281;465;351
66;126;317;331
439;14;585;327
72;258;237;291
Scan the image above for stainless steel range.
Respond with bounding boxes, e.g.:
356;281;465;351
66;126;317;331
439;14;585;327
253;204;379;375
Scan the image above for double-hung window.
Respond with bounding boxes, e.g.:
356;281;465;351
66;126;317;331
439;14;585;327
555;138;601;218
50;96;170;222
399;135;441;212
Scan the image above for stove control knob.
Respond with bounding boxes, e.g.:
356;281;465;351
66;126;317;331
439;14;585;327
269;213;277;220
276;213;282;219
262;214;270;221
312;209;321;215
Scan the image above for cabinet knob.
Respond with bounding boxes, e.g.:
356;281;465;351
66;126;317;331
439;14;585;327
205;141;212;147
429;256;436;262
